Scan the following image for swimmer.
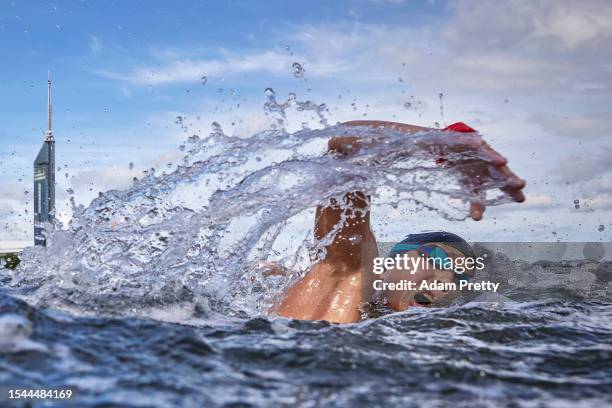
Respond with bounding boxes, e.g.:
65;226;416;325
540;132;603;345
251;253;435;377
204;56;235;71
271;120;525;323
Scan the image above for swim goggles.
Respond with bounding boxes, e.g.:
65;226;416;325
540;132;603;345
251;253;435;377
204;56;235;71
387;243;471;283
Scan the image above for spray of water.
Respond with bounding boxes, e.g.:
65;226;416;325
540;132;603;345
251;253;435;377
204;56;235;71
9;93;513;321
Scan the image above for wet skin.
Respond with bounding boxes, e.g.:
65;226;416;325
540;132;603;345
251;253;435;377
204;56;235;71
274;120;526;323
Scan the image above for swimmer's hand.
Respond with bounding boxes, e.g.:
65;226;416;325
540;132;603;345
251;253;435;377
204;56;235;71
331;120;526;221
416;126;526;221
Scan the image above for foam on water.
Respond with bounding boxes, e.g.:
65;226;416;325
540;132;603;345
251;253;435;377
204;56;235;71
0;313;46;352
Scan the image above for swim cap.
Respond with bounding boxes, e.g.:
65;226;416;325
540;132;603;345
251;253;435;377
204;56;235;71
389;231;477;278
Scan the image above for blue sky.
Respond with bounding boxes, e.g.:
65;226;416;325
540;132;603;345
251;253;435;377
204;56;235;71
0;0;443;127
0;0;445;169
1;0;612;242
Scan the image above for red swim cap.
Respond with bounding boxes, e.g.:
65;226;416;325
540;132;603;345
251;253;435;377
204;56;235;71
442;122;476;133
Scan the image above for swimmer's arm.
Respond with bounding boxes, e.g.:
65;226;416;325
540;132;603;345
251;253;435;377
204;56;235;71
328;121;427;157
274;157;381;323
274;191;378;323
332;120;526;221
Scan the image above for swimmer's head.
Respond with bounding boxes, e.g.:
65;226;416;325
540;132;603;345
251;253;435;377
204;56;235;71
379;232;476;311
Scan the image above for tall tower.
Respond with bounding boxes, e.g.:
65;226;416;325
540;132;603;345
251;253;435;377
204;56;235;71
33;72;56;246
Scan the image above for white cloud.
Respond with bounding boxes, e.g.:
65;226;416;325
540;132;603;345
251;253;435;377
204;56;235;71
0;202;13;214
285;19;610;95
94;5;612;98
519;194;559;209
0;183;27;203
551;147;612;183
584;194;612;210
96;51;297;85
587;177;612;194
444;0;612;55
532;111;612;140
438;0;612;95
70;165;138;194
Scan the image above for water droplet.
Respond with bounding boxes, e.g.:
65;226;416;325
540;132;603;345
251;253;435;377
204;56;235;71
24;190;29;195
175;116;184;125
598;225;605;232
348;234;362;244
398;77;404;83
292;62;305;78
211;122;224;136
264;88;275;98
573;199;580;209
129;162;134;170
403;102;412;110
200;75;207;85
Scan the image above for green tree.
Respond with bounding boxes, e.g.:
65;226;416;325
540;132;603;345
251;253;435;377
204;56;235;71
0;253;20;269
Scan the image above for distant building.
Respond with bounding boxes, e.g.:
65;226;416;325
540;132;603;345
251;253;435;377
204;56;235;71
33;73;56;246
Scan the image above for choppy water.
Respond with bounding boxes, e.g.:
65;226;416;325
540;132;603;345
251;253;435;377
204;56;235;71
1;95;611;407
1;283;611;407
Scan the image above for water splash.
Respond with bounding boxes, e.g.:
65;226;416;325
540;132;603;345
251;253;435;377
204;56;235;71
10;105;515;320
263;89;328;130
438;92;444;126
0;313;44;352
402;96;425;118
291;62;305;78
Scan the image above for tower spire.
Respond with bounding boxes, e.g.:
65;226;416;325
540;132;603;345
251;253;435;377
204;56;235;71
34;72;56;246
46;71;53;141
